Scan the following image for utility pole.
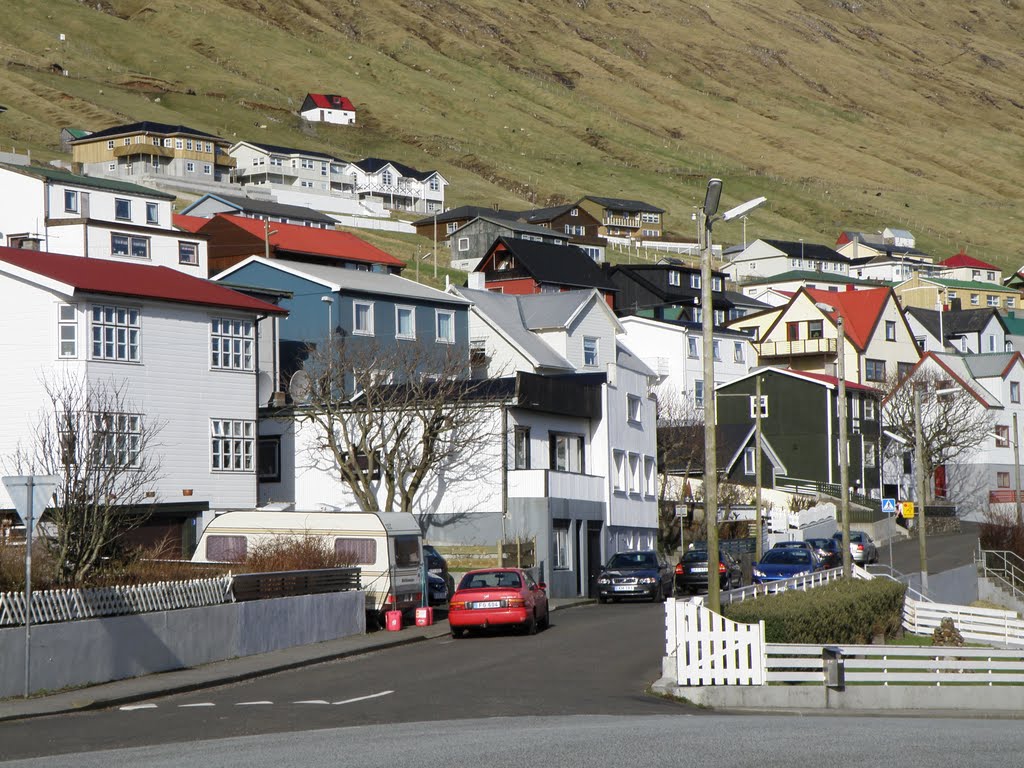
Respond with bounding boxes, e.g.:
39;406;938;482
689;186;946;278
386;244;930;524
433;211;438;279
837;316;851;577
914;385;928;594
754;374;764;561
699;181;720;614
264;218;272;260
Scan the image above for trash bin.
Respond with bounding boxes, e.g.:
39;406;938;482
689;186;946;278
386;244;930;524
822;646;845;689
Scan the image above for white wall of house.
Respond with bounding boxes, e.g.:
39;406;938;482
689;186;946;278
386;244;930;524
942;266;1002;285
858;296;921;384
0;170;44;245
301;106;355;125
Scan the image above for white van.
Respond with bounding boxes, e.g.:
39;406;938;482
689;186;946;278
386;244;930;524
191;509;424;621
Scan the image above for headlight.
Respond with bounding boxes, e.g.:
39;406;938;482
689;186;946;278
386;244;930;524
638;577;657;584
753;568;766;578
597;577;610;585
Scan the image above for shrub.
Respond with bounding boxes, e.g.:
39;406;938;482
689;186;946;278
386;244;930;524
241;535;359;573
723;578;906;644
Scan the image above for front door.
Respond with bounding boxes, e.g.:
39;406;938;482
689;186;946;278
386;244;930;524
586;522;603;598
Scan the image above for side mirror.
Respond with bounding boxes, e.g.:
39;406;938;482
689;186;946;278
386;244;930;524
538;582;547;591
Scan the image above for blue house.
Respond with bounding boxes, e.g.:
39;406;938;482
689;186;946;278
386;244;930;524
213;256;471;394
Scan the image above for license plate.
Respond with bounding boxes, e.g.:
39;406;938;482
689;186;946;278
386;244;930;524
691;567;708;574
472;600;501;609
613;585;634;592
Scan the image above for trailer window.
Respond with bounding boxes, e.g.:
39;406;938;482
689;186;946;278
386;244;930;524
393;536;421;568
334;537;376;565
206;535;247;562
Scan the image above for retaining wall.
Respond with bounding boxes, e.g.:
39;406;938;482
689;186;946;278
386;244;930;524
0;590;364;698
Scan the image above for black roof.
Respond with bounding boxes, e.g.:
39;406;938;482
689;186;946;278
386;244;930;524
905;307;1007;340
412;205;519;227
76;121;224;142
584;195;664;214
605;263;728;302
186;193;336;224
492;237;618;292
517;204;576;223
353;157;437;181
247;141;338;161
762;239;848;263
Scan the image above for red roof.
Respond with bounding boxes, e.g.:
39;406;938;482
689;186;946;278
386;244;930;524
939;250;999;271
308;93;355;112
0;247;285;314
803;286;891;350
204;214;404;268
785;369;880;393
172;213;209;234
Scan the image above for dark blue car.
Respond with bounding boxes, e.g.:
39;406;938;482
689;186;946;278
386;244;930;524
752;547;819;583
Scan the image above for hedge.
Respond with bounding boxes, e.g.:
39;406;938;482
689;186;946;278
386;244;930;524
722;578;906;644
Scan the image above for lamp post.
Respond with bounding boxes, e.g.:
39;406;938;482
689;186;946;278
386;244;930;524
697;178;767;613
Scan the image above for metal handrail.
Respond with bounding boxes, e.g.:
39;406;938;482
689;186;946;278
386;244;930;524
866;563;933;602
977;547;1024;604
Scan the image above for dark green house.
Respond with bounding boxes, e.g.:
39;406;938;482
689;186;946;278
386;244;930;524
715;367;883;497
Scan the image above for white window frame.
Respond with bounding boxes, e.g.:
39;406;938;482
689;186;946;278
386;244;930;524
733;341;745;363
743;447;756;475
395;305;416;340
690;273;701;289
688;336;699;359
668;270;681;286
885;320;896;341
553;525;570;570
145;202;159;225
551;433;584;474
864;442;877;468
864;398;877;421
210;317;254;371
175;138;184;149
694;380;704;407
628;453;641;493
583;336;599;367
114;198;131;221
58;304;77;358
435;309;455;344
613;450;627;491
64;189;78;213
110;232;150;259
211;419;255;472
712;276;723;292
353;301;375;336
627;394;642;423
91;412;142;468
457;237;469;252
178;241;199;265
749;395;768;418
186;161;196;173
90;304;141;362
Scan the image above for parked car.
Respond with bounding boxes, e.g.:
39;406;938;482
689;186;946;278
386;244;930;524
674;548;742;595
833;530;878;565
427;570;449;606
448;567;549;638
805;537;843;569
423;544;455;596
753;547;820;583
772;540;818;558
597;550;673;603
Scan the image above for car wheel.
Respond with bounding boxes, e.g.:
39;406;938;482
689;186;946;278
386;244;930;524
538;606;550;630
451;627;465;640
525;611;538;635
598;594;608;604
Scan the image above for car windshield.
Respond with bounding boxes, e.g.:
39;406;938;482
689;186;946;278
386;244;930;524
775;541;807;548
761;549;812;565
607;552;657;569
681;550;716;563
458;571;522;590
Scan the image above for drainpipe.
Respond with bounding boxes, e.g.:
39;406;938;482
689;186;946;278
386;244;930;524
501;402;508;548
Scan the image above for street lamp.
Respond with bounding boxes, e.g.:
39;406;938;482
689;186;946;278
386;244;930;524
698;178;767;613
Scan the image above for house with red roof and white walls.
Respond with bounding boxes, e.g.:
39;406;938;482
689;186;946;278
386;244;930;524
0;245;286;556
731;285;921;386
190;213;406;277
300;93;356;125
937;250;1003;285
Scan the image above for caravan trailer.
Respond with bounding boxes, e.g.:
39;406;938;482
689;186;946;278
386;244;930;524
192;510;424;621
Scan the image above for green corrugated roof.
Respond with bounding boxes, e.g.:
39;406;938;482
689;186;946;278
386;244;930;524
62;128;91;139
0;163;176;200
1002;311;1024;334
920;276;1017;293
739;269;881;286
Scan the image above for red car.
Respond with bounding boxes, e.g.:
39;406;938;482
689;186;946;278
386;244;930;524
448;567;549;638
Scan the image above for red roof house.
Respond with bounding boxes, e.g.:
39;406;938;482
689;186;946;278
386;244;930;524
300;93;356;125
939;250;999;272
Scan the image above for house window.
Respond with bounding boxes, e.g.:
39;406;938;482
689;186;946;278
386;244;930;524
108;163;116;172
995;425;1010;448
749;395;768;418
186;161;196;173
688;337;699;359
583;336;599;367
864;398;877;421
106;140;114;150
1012;382;1020;404
114;198;131;221
435;310;455;343
429;177;440;191
998;472;1011;488
865;358;886;382
64;189;78;213
396;306;415;339
712;277;723;292
988;295;1000;307
570;208;579;217
457;237;469;252
897;362;914;380
628;453;642;493
111;233;150;258
58;304;77;358
175;139;184;149
91;305;140;362
808;320;823;339
668;270;681;286
178;241;199;265
470;339;487;376
353;301;374;335
553;524;570;570
644;456;656;496
514;426;530;470
257;436;281;482
613;450;627;491
694;380;704;407
971;294;980;306
627;395;642;423
186;139;193;151
864;442;877;468
712;340;721;361
947;291;957;300
381;170;393;185
211;419;255;471
733;341;745;363
743;447;756;475
714;309;725;326
550;433;584;473
1008;297;1017;309
787;322;800;341
885;320;897;341
690;274;701;290
203;164;212;175
210;317;254;371
989;335;997;352
145;202;159;225
91;413;142;468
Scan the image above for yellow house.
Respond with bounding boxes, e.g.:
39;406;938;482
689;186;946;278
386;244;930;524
894;274;1020;313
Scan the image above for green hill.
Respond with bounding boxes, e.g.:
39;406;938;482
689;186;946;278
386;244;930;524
2;0;1022;270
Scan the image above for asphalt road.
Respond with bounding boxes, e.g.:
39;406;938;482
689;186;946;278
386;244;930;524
0;601;691;762
877;521;979;575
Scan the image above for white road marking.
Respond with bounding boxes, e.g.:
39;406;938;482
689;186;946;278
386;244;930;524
236;701;274;706
119;704;158;711
294;699;330;705
333;690;394;706
178;703;215;708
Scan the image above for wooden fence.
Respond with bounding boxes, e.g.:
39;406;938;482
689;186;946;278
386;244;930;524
433;539;536;571
902;597;1024;648
666;599;765;685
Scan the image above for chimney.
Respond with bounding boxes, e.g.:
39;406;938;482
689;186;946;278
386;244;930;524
467;272;486;290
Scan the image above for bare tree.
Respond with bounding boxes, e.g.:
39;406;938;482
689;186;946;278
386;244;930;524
293;337;500;529
655;390;705;554
7;373;163;585
883;369;993;505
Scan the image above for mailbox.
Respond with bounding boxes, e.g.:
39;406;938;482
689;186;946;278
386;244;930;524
822;646;845;689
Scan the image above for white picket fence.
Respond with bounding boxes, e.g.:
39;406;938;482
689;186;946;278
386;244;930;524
903;597;1024;648
666;599;766;685
720;566;856;606
0;576;234;627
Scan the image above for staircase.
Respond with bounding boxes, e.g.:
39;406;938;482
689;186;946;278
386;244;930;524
977;547;1024;614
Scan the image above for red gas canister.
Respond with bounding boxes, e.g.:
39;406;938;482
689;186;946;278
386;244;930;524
415;606;433;626
385;610;403;631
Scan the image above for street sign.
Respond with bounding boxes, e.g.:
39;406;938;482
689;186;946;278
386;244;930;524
881;497;897;516
900;501;915;519
3;475;60;528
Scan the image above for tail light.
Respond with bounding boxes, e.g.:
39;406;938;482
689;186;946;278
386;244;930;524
449;600;466;610
718;562;726;574
384;593;395;605
675;563;684;575
856;544;865;552
506;598;526;608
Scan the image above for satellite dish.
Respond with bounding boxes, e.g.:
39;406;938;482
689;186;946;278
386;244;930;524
257;372;273;406
288;370;311;403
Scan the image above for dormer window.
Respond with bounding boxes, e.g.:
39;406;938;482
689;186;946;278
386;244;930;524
570;208;579;217
495;254;514;271
381;170;393;185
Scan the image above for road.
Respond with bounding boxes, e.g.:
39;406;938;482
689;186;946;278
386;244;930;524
877;520;979;575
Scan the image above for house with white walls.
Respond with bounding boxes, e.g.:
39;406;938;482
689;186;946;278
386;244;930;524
0;163;208;275
904;307;1009;355
725;239;850;282
0;245;285;554
348;158;447;215
300;93;356;125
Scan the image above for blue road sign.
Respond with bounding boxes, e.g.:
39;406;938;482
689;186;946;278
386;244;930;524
881;497;897;515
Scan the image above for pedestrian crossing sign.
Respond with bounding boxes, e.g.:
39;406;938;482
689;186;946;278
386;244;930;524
881;497;897;515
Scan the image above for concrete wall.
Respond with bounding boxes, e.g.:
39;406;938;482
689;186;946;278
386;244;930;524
0;591;364;698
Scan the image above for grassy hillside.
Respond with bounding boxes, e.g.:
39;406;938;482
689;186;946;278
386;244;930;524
1;0;1023;270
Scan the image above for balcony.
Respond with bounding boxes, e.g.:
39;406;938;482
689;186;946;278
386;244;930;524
507;469;605;503
757;337;837;358
604;215;642;228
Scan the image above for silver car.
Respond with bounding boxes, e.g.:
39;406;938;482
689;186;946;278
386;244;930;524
834;530;878;565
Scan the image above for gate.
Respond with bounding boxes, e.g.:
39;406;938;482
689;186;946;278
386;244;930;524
667;599;766;685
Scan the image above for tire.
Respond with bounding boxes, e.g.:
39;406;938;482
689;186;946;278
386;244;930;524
451;627;465;640
538;606;550;630
598;595;608;604
525;611;538;635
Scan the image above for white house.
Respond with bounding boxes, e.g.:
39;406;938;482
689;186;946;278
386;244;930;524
936;251;1003;285
0;163;208;275
300;93;356;125
617;315;754;410
904;307;1010;355
0;245;285;552
228;140;343;196
348;158;447;215
725;239;849;282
